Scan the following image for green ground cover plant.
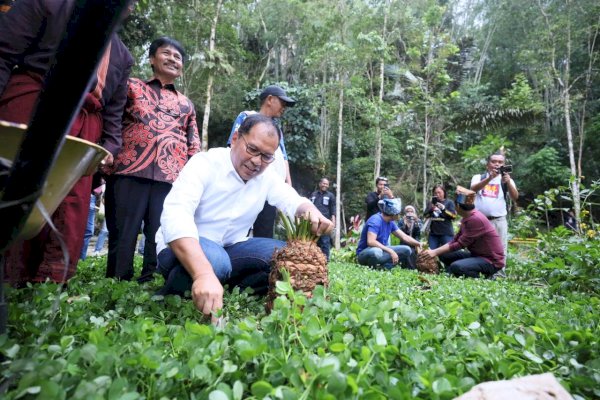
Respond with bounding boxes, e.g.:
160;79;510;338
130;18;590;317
1;245;599;399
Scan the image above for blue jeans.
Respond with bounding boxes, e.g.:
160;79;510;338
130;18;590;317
439;250;497;278
428;234;454;250
80;194;96;260
156;237;285;296
94;219;108;253
317;234;332;261
357;245;413;270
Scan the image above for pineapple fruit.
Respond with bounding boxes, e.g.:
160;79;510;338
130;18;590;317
266;212;328;312
416;246;440;274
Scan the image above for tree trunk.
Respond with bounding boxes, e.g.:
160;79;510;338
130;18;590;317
335;77;344;250
200;0;223;151
373;0;389;181
421;109;430;212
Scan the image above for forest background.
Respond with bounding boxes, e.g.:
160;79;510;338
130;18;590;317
122;0;600;240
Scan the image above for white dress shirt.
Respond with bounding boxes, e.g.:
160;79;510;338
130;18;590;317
156;147;307;253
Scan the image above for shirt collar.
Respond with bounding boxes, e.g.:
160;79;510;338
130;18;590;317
145;77;177;93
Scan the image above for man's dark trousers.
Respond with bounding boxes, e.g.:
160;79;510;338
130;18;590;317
439;250;497;278
317;234;332;261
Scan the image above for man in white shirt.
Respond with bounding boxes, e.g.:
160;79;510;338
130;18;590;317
156;114;333;322
470;152;518;276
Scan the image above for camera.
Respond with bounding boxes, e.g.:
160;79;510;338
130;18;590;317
498;165;513;175
384;183;390;189
431;196;439;205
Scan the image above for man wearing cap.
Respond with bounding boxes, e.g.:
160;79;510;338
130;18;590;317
227;84;296;238
422;186;505;279
155;114;333;323
356;198;421;270
365;176;395;220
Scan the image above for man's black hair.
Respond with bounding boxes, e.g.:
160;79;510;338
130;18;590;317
149;36;186;62
457;203;475;211
375;176;388;185
487;151;505;162
238;114;280;141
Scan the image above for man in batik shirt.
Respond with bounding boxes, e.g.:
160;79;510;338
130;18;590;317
105;36;200;282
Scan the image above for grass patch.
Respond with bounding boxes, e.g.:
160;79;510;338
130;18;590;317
1;253;598;399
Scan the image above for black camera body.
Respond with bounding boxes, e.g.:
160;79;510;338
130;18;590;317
431;196;439;205
498;165;513;175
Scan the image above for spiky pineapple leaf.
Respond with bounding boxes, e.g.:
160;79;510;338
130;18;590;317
278;211;318;242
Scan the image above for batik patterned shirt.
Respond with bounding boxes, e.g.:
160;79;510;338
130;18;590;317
112;77;201;183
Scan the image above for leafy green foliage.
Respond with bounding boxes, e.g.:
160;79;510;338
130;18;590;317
510;228;600;297
2;250;599;399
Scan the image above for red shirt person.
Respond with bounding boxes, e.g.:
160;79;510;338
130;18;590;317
104;36;200;282
422;186;505;279
0;0;133;285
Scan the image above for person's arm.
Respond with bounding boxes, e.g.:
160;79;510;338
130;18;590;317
168;237;222;323
503;175;519;201
393;229;421;249
99;37;132;165
284;160;292;186
330;193;337;227
471;171;498;193
185;102;201;157
441;199;457;220
366;230;398;264
424;242;451;259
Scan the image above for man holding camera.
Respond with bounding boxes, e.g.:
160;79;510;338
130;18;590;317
470;152;518;276
365;176;395;220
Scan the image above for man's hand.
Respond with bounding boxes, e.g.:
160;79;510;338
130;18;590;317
297;202;334;236
381;186;394;198
191;272;224;324
388;248;399;264
422;249;436;259
102;153;114;167
501;172;511;184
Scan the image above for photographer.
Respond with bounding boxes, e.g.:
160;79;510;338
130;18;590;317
398;205;422;241
365;176;395;220
423;185;456;250
398;205;422;269
470;151;518;277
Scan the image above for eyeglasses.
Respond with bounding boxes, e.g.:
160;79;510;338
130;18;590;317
239;134;276;164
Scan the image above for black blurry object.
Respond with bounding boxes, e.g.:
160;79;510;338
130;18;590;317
498;165;513;175
431;196;439;205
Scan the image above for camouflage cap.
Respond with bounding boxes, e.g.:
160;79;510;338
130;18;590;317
378;198;402;216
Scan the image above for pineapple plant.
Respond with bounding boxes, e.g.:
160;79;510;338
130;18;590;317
266;212;328;312
416;245;440;274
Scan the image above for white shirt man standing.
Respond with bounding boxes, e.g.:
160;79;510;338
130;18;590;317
470;152;518;277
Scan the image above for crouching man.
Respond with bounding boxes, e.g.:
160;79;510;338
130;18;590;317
422;186;504;278
356;198;421;270
155;114;333;322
